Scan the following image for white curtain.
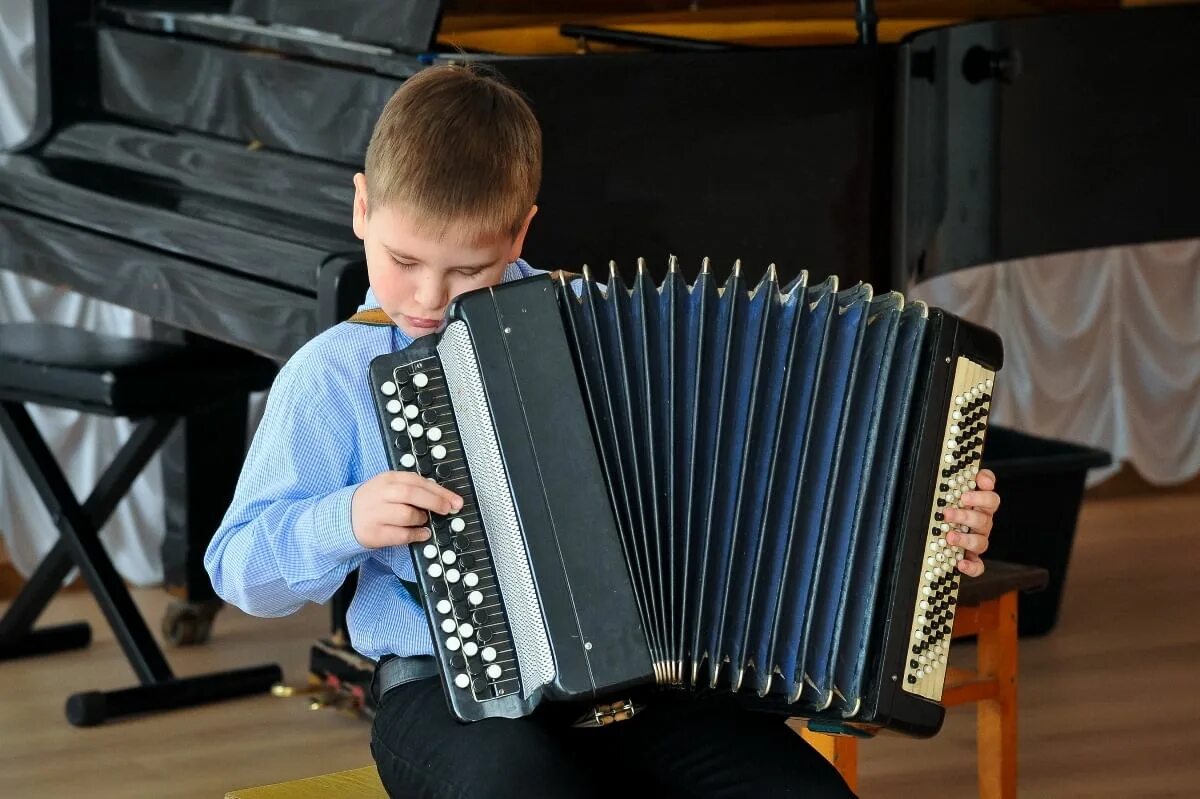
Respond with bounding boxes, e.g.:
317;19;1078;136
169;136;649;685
908;243;1200;488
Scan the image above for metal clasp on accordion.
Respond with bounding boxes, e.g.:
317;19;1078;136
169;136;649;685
572;698;642;728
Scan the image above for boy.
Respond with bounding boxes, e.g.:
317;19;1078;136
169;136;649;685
205;63;1001;799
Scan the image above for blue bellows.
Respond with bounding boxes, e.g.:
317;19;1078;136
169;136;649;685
554;260;928;713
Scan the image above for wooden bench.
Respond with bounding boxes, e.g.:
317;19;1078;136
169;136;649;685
799;560;1049;798
226;561;1047;798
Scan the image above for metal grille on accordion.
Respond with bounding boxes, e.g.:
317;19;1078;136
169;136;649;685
368;258;1003;737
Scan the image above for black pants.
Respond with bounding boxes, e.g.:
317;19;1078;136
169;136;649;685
370;674;857;799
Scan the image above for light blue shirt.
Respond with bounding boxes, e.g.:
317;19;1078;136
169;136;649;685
204;258;548;660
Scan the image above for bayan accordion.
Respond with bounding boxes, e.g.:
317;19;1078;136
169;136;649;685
367;261;1002;738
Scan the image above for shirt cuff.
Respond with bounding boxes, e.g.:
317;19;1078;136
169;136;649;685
311;484;369;562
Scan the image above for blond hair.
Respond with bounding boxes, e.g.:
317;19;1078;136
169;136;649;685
363;63;542;241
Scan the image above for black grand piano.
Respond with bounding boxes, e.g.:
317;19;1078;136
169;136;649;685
2;0;1198;718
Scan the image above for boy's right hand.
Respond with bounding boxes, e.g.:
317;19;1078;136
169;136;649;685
351;471;463;549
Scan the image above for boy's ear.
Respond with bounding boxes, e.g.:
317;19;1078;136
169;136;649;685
352;173;369;241
509;204;538;261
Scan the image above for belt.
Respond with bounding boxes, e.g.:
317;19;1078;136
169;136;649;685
375;654;440;698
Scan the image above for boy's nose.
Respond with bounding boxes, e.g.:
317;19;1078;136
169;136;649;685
414;280;448;314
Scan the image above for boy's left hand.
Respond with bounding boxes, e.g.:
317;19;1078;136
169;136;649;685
942;467;999;577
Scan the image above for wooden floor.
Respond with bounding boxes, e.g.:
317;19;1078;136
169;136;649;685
1;487;1197;798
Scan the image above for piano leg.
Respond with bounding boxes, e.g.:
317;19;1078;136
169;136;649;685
152;324;259;645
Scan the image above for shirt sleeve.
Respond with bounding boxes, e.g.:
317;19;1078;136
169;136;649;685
204;348;370;618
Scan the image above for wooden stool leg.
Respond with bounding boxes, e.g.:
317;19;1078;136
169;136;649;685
976;591;1018;799
798;728;859;793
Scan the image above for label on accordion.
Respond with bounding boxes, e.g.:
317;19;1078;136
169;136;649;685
902;356;995;701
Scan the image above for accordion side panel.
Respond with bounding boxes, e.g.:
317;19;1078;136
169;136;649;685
436;324;555;702
685;270;728;687
770;283;871;705
749;278;835;698
714;274;789;691
830;303;927;716
455;281;654;701
802;294;903;709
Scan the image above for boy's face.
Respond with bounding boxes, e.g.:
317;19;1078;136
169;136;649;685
352;173;536;339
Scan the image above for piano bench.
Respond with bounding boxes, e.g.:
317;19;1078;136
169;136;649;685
798;559;1050;799
225;766;387;799
0;322;281;726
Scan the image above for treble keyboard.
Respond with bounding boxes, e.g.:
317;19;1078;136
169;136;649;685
369;349;526;721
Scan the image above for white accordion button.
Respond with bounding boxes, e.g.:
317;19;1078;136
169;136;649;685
404;405;419;420
450;518;466;533
486;664;502;680
380;381;397;396
445;636;461;651
458;623;474;639
390;417;406;432
445;568;461;583
400;453;416;469
431;445;448;460
413;373;429;388
463;641;479;657
481;646;497;662
386;399;402;414
427;563;443;578
454;673;470;689
436;599;452;615
464;572;479;588
468;590;483;606
441;618;456;634
427;427;443;442
441;550;456;565
422;544;438;560
409;423;424;438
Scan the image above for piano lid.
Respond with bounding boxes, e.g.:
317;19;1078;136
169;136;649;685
44;1;1200;294
893;2;1200;288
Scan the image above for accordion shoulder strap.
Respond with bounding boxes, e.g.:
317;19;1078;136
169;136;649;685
549;269;582;285
347;308;394;326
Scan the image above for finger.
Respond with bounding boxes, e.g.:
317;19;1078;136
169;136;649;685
956;552;985;577
384;479;462;515
385;470;461;500
960;489;999;514
944;507;993;534
380;503;430;528
946;529;989;556
975;468;997;491
377;525;432;547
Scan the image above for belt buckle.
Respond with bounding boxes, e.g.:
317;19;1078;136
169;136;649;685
572;698;641;728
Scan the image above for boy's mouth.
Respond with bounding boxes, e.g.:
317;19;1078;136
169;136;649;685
404;315;442;330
